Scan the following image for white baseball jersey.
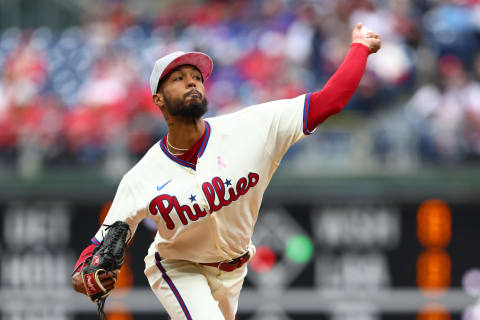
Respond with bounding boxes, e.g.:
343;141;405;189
92;93;313;263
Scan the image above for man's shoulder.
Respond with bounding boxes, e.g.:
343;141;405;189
206;94;306;127
123;141;164;179
205;99;283;124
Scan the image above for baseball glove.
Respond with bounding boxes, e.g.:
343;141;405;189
81;221;131;319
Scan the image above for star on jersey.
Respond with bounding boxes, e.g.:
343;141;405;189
225;179;232;187
189;194;197;202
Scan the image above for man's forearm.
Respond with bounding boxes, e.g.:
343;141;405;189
306;43;370;132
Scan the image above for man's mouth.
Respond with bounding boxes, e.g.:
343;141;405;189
185;90;202;99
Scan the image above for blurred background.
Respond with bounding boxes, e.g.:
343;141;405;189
1;0;480;319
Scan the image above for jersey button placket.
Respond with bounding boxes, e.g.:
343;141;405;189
195;163;209;211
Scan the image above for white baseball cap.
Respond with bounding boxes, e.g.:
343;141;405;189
149;51;214;95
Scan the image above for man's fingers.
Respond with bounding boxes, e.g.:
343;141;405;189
355;22;363;31
351;21;382;53
371;39;382;53
102;278;116;285
95;271;119;290
108;270;120;277
97;270;120;291
101;278;116;290
72;270;121;296
97;270;119;280
72;272;87;294
97;272;109;280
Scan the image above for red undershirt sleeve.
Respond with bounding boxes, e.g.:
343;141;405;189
72;243;96;274
306;43;370;132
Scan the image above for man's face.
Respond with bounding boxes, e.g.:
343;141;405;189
156;65;208;119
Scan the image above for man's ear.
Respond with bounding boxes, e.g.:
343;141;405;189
152;93;164;108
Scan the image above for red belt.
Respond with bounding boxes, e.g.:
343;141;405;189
200;252;250;272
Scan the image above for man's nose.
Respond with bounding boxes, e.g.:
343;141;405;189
187;77;197;88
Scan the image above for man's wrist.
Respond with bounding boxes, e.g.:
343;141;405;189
351;42;371;54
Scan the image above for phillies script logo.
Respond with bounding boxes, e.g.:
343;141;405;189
149;172;259;230
84;273;101;294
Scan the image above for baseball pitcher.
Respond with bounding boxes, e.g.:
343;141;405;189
72;23;381;319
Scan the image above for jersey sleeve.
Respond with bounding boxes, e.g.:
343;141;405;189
247;94;312;164
306;43;370;131
91;175;146;246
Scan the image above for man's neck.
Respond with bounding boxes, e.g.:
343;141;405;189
166;118;205;151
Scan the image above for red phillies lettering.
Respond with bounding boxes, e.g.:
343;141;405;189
248;172;259;187
228;186;240;202
204;172;259;213
173;196;207;222
192;204;208;219
202;181;221;212
149;194;175;230
212;177;229;206
149;172;260;230
236;177;248;195
172;197;190;225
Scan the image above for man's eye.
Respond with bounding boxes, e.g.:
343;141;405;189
193;75;201;80
174;76;182;81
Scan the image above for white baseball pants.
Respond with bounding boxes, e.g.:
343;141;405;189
144;247;255;320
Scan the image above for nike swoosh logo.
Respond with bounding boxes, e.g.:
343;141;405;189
157;179;172;191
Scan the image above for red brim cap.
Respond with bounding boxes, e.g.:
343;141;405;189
150;51;213;95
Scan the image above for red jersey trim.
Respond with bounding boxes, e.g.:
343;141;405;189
160;140;197;169
158;121;211;170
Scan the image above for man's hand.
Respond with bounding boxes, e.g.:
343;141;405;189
352;22;381;54
71;269;120;295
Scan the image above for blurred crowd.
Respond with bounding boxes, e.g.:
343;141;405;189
1;0;480;176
